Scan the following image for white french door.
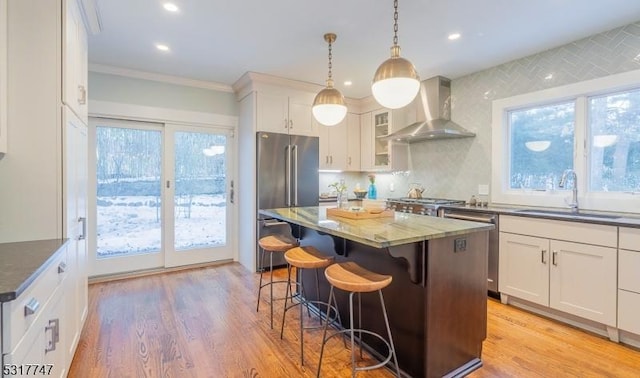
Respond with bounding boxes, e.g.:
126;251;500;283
88;118;234;276
164;124;234;267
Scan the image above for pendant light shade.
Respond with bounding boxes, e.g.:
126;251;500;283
371;0;420;109
313;33;347;126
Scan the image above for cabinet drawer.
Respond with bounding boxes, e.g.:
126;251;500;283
500;215;617;247
618;289;640;335
2;246;68;354
619;249;640;294
620;227;640;251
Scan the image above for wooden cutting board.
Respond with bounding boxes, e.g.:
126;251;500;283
326;207;394;219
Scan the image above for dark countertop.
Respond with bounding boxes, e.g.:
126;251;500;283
440;203;640;227
0;239;69;302
259;206;493;248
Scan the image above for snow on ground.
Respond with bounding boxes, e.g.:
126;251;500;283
97;194;226;258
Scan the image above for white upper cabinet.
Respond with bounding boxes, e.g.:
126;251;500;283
318;112;359;171
63;0;88;124
256;91;317;136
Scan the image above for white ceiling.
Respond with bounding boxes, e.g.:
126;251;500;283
88;0;640;99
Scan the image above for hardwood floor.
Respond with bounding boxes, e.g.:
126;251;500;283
69;263;640;377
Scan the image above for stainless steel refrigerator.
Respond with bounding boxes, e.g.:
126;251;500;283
256;132;319;270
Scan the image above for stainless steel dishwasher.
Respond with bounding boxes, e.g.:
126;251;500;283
441;208;500;297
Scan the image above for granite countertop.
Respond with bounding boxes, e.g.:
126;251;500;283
0;239;69;302
259;206;494;249
440;204;640;227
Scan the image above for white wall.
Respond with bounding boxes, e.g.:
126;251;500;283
406;21;640;202
88;72;238;116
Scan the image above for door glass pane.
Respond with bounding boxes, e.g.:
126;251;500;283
508;101;575;191
96;127;162;258
174;132;227;251
588;88;640;192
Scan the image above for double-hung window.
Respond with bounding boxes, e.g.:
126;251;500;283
492;70;640;213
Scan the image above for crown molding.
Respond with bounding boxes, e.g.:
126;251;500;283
89;64;235;93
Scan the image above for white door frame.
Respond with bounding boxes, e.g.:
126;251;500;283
88;101;238;277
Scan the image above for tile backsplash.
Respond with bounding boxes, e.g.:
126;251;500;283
406;22;640;201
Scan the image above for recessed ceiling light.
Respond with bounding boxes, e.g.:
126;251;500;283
448;33;461;41
163;3;179;12
156;44;170;52
343;81;352;86
544;73;554;80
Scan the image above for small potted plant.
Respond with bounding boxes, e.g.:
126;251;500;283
328;179;348;208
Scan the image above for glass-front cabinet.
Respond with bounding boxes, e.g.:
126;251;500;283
374;110;390;166
360;108;408;171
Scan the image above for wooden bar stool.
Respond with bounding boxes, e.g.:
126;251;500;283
280;246;342;366
257;235;299;328
317;261;400;378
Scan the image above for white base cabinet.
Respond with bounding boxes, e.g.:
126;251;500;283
2;244;69;378
500;215;618;327
618;227;640;335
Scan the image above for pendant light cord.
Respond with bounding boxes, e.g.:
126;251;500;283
393;0;399;46
327;37;333;83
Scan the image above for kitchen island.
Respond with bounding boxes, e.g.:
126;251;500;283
259;206;494;378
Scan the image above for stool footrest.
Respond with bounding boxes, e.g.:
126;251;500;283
322;329;395;372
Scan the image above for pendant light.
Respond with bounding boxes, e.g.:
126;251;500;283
371;0;420;109
312;33;347;126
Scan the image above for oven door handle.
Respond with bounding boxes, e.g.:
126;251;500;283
443;213;495;223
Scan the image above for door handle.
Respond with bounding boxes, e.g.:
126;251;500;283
289;119;293;129
230;180;234;204
541;249;547;264
78;217;87;240
552;250;558;266
292;145;298;206
284;119;288;129
45;318;59;353
285;145;291;206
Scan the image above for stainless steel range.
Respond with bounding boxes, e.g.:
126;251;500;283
386;197;466;217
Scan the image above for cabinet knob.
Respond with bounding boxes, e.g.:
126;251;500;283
284;119;288;129
289;119;293;129
552;250;558;266
541;249;547;264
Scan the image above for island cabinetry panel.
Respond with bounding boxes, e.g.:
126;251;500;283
618;227;640;335
318;112;359;171
500;215;617;327
293;225;488;378
256;90;317;136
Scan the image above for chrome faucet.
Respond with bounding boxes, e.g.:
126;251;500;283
559;169;578;212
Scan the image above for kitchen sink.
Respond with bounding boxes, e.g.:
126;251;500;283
515;209;620;219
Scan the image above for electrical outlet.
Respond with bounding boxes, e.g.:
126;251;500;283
454;238;467;252
389;182;394;192
478;184;489;195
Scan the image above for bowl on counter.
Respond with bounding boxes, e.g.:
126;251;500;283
353;190;367;199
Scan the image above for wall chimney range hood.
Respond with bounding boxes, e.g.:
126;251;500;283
382;76;475;142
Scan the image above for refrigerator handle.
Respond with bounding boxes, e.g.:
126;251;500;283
292;144;298;206
285;145;291;206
